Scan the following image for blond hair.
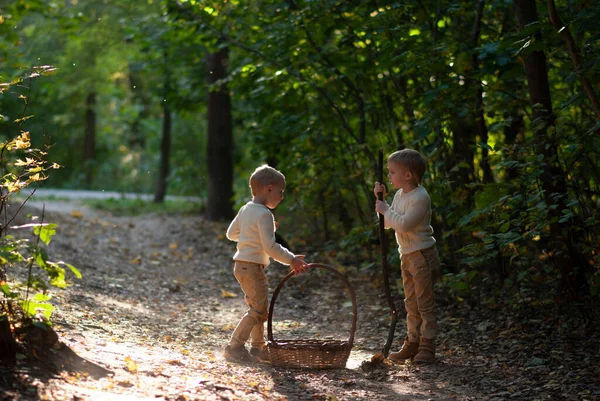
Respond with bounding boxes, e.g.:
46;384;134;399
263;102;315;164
388;149;427;184
249;165;285;194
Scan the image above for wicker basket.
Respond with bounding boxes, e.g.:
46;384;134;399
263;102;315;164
267;263;357;369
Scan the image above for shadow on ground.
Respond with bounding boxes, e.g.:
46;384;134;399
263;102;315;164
1;339;112;401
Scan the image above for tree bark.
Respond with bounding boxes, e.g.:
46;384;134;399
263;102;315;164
206;48;234;221
154;102;170;203
546;0;600;119
154;87;171;203
155;50;171;204
513;0;589;301
0;316;16;360
83;92;96;186
471;0;494;183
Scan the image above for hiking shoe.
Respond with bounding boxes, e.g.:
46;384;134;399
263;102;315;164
224;345;258;363
388;337;419;362
250;346;270;362
414;338;435;364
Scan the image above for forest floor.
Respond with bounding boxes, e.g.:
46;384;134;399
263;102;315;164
1;199;599;401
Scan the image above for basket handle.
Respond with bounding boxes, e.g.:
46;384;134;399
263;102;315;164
267;263;358;346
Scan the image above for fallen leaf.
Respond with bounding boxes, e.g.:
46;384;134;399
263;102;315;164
221;289;237;298
124;356;138;373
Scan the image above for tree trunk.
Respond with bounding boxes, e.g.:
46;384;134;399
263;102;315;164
154;95;171;203
471;0;494;184
450;120;475;195
155;51;171;204
503;113;524;181
83;92;96;186
514;0;589;301
0;316;16;360
206;48;234;221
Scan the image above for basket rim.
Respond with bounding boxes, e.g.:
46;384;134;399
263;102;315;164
266;263;358;348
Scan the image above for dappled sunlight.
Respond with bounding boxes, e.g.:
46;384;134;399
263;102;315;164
8;199;596;400
345;349;375;370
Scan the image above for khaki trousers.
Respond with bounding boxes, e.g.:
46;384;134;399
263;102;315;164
229;261;269;348
401;246;440;342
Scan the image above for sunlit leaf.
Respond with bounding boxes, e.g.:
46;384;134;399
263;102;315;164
49;267;66;288
21;300;54;319
221;289;237;298
124;356;138;373
34;223;58;246
60;262;82;279
32;293;52;302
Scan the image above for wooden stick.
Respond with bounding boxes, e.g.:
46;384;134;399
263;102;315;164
377;149;398;357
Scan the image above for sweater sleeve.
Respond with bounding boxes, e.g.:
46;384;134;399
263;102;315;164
257;211;295;265
384;197;428;233
226;208;242;242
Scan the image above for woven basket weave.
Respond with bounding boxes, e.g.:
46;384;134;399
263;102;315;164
267;263;357;369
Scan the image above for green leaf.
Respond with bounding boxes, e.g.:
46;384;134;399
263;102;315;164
32;293;52;302
57;261;82;279
50;276;66;289
34;248;48;269
33;223;58;246
455;282;470;294
1;283;18;298
21;300;54;319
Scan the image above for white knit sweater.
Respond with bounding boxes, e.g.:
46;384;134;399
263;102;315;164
383;185;436;255
226;201;295;266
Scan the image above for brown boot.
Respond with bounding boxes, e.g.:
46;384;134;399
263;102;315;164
250;345;270;362
414;338;435;364
388;337;419;362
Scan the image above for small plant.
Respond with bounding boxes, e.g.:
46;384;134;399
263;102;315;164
0;68;80;358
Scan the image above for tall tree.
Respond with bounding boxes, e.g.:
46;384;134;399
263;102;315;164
154;50;172;203
206;47;233;221
513;0;589;300
83;92;96;186
471;0;493;184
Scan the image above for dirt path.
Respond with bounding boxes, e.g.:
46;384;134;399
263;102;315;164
2;201;597;400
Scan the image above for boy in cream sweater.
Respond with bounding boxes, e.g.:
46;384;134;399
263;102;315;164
374;149;441;364
225;165;308;363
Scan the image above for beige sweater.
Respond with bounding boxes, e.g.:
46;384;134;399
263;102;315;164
226;201;295;266
383;185;436;255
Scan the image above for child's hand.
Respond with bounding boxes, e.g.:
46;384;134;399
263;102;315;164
374;182;386;198
291;255;308;274
376;200;390;215
274;221;279;231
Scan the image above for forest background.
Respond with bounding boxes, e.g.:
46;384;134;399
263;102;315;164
1;0;599;326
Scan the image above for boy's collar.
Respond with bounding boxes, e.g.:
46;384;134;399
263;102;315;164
401;184;420;193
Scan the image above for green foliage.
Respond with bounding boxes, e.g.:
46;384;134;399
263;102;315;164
187;0;600;308
0;73;80;333
0;228;80;322
1;0;208;196
2;0;600;313
85;197;204;216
